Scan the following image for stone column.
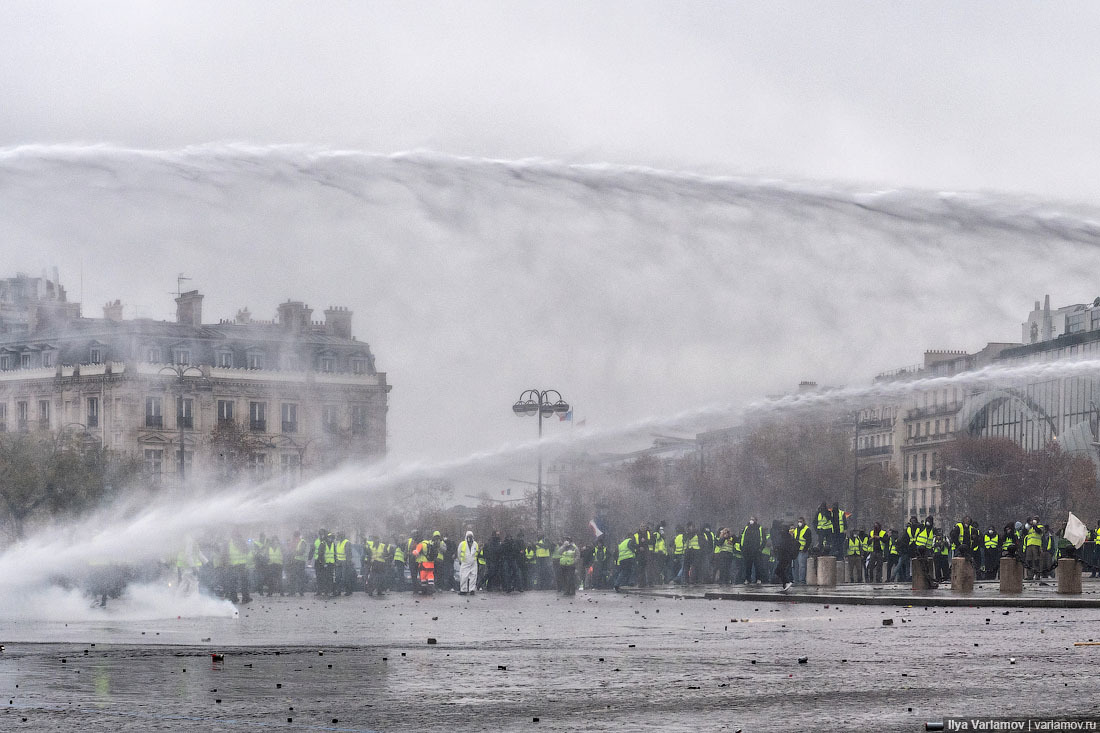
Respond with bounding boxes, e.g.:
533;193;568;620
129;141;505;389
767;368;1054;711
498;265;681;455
806;556;818;586
1056;558;1083;595
999;557;1023;594
950;557;974;594
911;557;934;590
816;556;837;588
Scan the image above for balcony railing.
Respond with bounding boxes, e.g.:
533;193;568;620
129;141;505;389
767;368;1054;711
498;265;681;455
906;402;961;420
17;419;28;432
218;417;235;428
282;421;298;434
177;415;193;429
857;417;893;431
857;445;892;457
145;415;163;428
87;415;99;428
250;419;267;433
0;422;6;432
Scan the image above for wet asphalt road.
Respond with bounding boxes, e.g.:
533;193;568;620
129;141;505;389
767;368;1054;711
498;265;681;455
2;587;1099;732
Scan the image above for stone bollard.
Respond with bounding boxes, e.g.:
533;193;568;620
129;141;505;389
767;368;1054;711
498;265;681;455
806;556;818;586
1056;558;1083;595
816;556;837;588
999;557;1023;593
950;557;974;594
911;557;934;590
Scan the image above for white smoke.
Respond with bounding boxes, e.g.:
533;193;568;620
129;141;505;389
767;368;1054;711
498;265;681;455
3;144;1100;467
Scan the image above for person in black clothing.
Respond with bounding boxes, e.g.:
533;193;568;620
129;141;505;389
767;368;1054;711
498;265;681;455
486;532;503;591
740;517;766;584
774;523;798;591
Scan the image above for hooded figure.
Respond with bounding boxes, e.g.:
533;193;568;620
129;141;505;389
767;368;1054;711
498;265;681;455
458;531;479;594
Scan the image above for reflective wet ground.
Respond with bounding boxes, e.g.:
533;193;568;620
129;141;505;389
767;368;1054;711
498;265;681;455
2;588;1099;731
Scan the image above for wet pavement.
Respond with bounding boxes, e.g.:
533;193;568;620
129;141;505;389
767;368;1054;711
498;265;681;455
652;578;1100;608
2;587;1100;732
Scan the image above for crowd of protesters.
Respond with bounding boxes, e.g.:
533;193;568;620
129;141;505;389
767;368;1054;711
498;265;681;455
84;503;1100;606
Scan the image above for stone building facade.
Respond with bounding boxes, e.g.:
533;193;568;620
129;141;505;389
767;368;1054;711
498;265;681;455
0;287;389;488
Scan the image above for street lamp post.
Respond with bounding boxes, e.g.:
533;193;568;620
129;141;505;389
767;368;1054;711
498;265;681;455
159;364;204;483
512;388;570;534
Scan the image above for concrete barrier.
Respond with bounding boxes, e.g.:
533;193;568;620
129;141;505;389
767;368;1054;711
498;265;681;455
999;557;1023;593
806;556;818;586
1056;558;1082;595
912;557;934;590
950;557;974;594
816;556;837;588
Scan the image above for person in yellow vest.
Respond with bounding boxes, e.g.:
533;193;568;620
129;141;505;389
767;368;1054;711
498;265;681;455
226;528;253;604
476;539;489;591
591;535;610;588
714;527;734;584
684;522;702;584
1023;517;1044;580
932;528;950;583
981;527;1001;581
309;528;331;597
866;523;888;584
287;530;309;596
535;535;553;590
653;524;669;584
558;536;579;596
391;536;407;590
845;529;863;583
413;533;435;595
367;535;391;596
264;535;284;596
672;525;687;584
332;531;353;596
614;534;636;591
1090;520;1100;579
814;502;832;555
521;532;536;590
792;517;811;585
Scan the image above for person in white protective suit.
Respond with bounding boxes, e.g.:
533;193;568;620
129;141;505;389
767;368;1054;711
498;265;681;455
458;531;479;595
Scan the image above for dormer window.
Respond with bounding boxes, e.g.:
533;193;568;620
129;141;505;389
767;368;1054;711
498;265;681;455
351;358;367;374
20;353;30;368
216;351;233;368
146;347;162;363
174;348;191;365
0;355;10;370
247;350;265;370
320;356;335;373
89;347;102;364
42;352;53;368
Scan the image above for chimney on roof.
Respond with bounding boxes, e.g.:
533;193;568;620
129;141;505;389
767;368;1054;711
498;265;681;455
324;306;353;339
175;290;203;327
1042;294;1053;341
277;300;313;335
103;300;124;322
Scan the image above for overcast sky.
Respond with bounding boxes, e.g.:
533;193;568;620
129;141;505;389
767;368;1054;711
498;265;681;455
3;3;1100;477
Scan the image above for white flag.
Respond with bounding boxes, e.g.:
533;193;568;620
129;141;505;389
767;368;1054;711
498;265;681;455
1065;512;1088;549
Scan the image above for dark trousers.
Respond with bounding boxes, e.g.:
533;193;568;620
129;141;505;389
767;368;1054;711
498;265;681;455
315;561;333;595
742;550;766;582
716;552;733;583
614;558;634;588
366;560;388;594
228;565;251;601
264;563;283;595
286;560;306;595
684;549;700;583
866;552;883;584
559;564;576;595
